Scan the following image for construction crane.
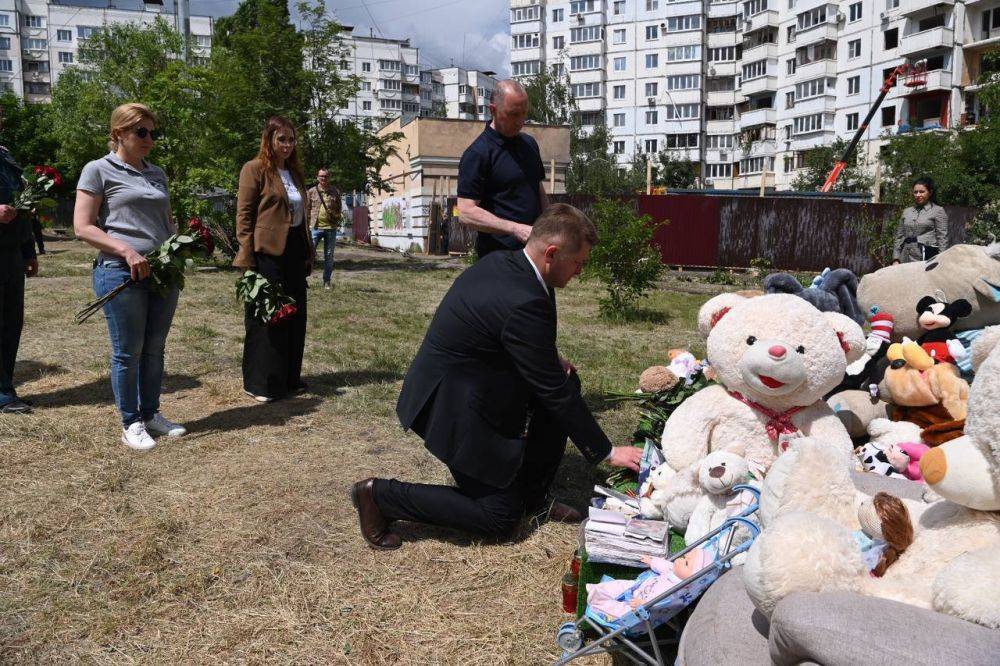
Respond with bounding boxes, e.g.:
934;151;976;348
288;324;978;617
820;59;927;193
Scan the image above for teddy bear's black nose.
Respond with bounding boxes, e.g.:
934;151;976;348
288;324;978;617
891;359;906;370
709;465;726;478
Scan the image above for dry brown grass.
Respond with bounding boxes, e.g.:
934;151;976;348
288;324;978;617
1;240;712;664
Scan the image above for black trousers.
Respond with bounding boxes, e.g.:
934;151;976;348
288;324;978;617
242;228;308;399
31;217;44;254
0;253;25;398
374;397;570;538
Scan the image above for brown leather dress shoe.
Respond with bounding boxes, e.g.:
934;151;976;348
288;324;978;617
547;500;584;524
350;479;402;550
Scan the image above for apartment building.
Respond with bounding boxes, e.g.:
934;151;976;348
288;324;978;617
429;66;498;121
509;0;1000;191
0;0;212;102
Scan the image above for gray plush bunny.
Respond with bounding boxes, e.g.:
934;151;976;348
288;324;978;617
763;268;866;326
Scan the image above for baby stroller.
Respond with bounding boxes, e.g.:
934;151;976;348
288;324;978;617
554;485;761;666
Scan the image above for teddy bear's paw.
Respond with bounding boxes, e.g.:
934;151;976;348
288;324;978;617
933;549;1000;629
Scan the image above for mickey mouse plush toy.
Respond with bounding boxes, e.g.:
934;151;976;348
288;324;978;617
916;296;972;365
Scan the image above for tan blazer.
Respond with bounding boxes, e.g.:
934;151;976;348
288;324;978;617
233;158;314;269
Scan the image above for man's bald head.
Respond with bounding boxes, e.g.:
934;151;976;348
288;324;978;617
490;79;529;138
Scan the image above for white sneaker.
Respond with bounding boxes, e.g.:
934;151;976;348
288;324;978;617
244;390;273;403
144;412;187;437
122;422;156;451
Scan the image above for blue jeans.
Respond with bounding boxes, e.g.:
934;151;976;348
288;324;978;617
93;263;179;426
311;228;336;285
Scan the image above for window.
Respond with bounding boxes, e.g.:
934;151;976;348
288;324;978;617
794;77;828;100
848;39;861;58
570;26;602;43
58;51;73;64
571;82;602;98
707;163;733;179
613;56;626;71
646;110;658;124
361;81;372;91
743;0;768;17
645;53;658;68
613;29;626;44
0;38;8;50
785;91;795;109
23;15;44;28
646;25;659;40
552;63;565;78
24;82;50;95
613;112;626;127
404;64;419;76
25;38;47;50
0;15;7;27
380;79;401;91
362;101;372;110
512;33;540;49
77;26;100;39
707;106;735;120
667;74;700;90
552;8;564;22
613;84;626;99
614;0;626;15
56;29;72;42
847;75;860;95
792;113;824;134
796;6;827;32
708;46;737;62
666;15;701;32
645;82;658;96
511;5;541;22
646;0;659;10
739;157;770;174
644;139;658;154
742;60;767;80
881;105;895;127
570;54;601;71
570;0;596;14
664;103;700;119
362;62;371;72
787;25;796;44
613;140;626;154
666;133;699;149
666;45;700;62
846;112;859;130
884;28;898;50
511;60;541;76
553;36;565;49
379;59;401;71
796;39;836;65
194;35;212;48
708;17;737;34
981;7;1000;40
0;60;11;72
848;2;862;22
786;58;797;75
706;134;735;149
577;111;603;126
707;76;735;92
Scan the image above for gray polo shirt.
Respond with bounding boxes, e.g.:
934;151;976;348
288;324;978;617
77;152;173;260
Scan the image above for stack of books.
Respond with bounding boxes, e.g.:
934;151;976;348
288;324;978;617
585;486;670;568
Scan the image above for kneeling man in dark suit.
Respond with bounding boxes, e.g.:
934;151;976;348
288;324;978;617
350;204;643;549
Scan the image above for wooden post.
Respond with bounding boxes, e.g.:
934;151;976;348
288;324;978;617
549;158;556;193
873;158;883;203
759;162;768;198
646;156;653;195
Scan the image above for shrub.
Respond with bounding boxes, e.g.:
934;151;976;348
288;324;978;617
967;199;1000;245
585;198;666;319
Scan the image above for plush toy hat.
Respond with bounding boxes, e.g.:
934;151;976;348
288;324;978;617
869;311;895;343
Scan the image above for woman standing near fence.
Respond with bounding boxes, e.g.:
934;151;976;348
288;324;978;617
74;103;185;450
893;177;950;264
234;116;312;403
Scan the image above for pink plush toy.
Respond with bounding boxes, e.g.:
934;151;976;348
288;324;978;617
884;441;930;482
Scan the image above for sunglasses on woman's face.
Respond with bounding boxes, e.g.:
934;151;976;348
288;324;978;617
134;127;161;140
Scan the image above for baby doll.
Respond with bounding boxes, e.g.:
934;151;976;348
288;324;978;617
884;441;930;482
586;548;709;619
855;492;914;578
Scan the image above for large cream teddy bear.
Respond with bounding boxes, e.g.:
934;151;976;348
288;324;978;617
656;292;865;528
743;327;1000;628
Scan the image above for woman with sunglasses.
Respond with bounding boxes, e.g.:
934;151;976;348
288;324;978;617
74;103;185;451
234;116;313;402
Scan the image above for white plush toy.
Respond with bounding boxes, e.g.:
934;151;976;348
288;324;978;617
684;450;751;544
657;292;865;528
638;463;674;520
743;327;1000;629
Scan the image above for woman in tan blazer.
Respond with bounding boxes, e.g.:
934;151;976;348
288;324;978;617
235;116;313;402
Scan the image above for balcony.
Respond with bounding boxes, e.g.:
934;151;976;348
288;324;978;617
900;0;955;16
740;107;776;127
900;68;953;95
734;172;776;190
708;61;737;77
740;42;777;62
900;26;954;57
743;139;777;158
706;119;737;134
794;58;838;80
575;96;605;112
741;74;777;96
708;0;740;19
791;94;837;115
741;9;779;33
708;31;738;49
707;90;738;106
793;22;839;46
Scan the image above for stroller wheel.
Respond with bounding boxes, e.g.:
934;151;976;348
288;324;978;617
556;622;583;652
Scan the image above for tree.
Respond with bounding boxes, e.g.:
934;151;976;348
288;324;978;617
565;123;644;196
790;137;873;193
523;65;575;125
653;151;698;189
0;94;59;168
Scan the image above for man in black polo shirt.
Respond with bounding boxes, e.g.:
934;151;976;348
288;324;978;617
457;79;548;259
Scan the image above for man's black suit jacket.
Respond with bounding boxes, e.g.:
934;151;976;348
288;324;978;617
396;250;613;488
